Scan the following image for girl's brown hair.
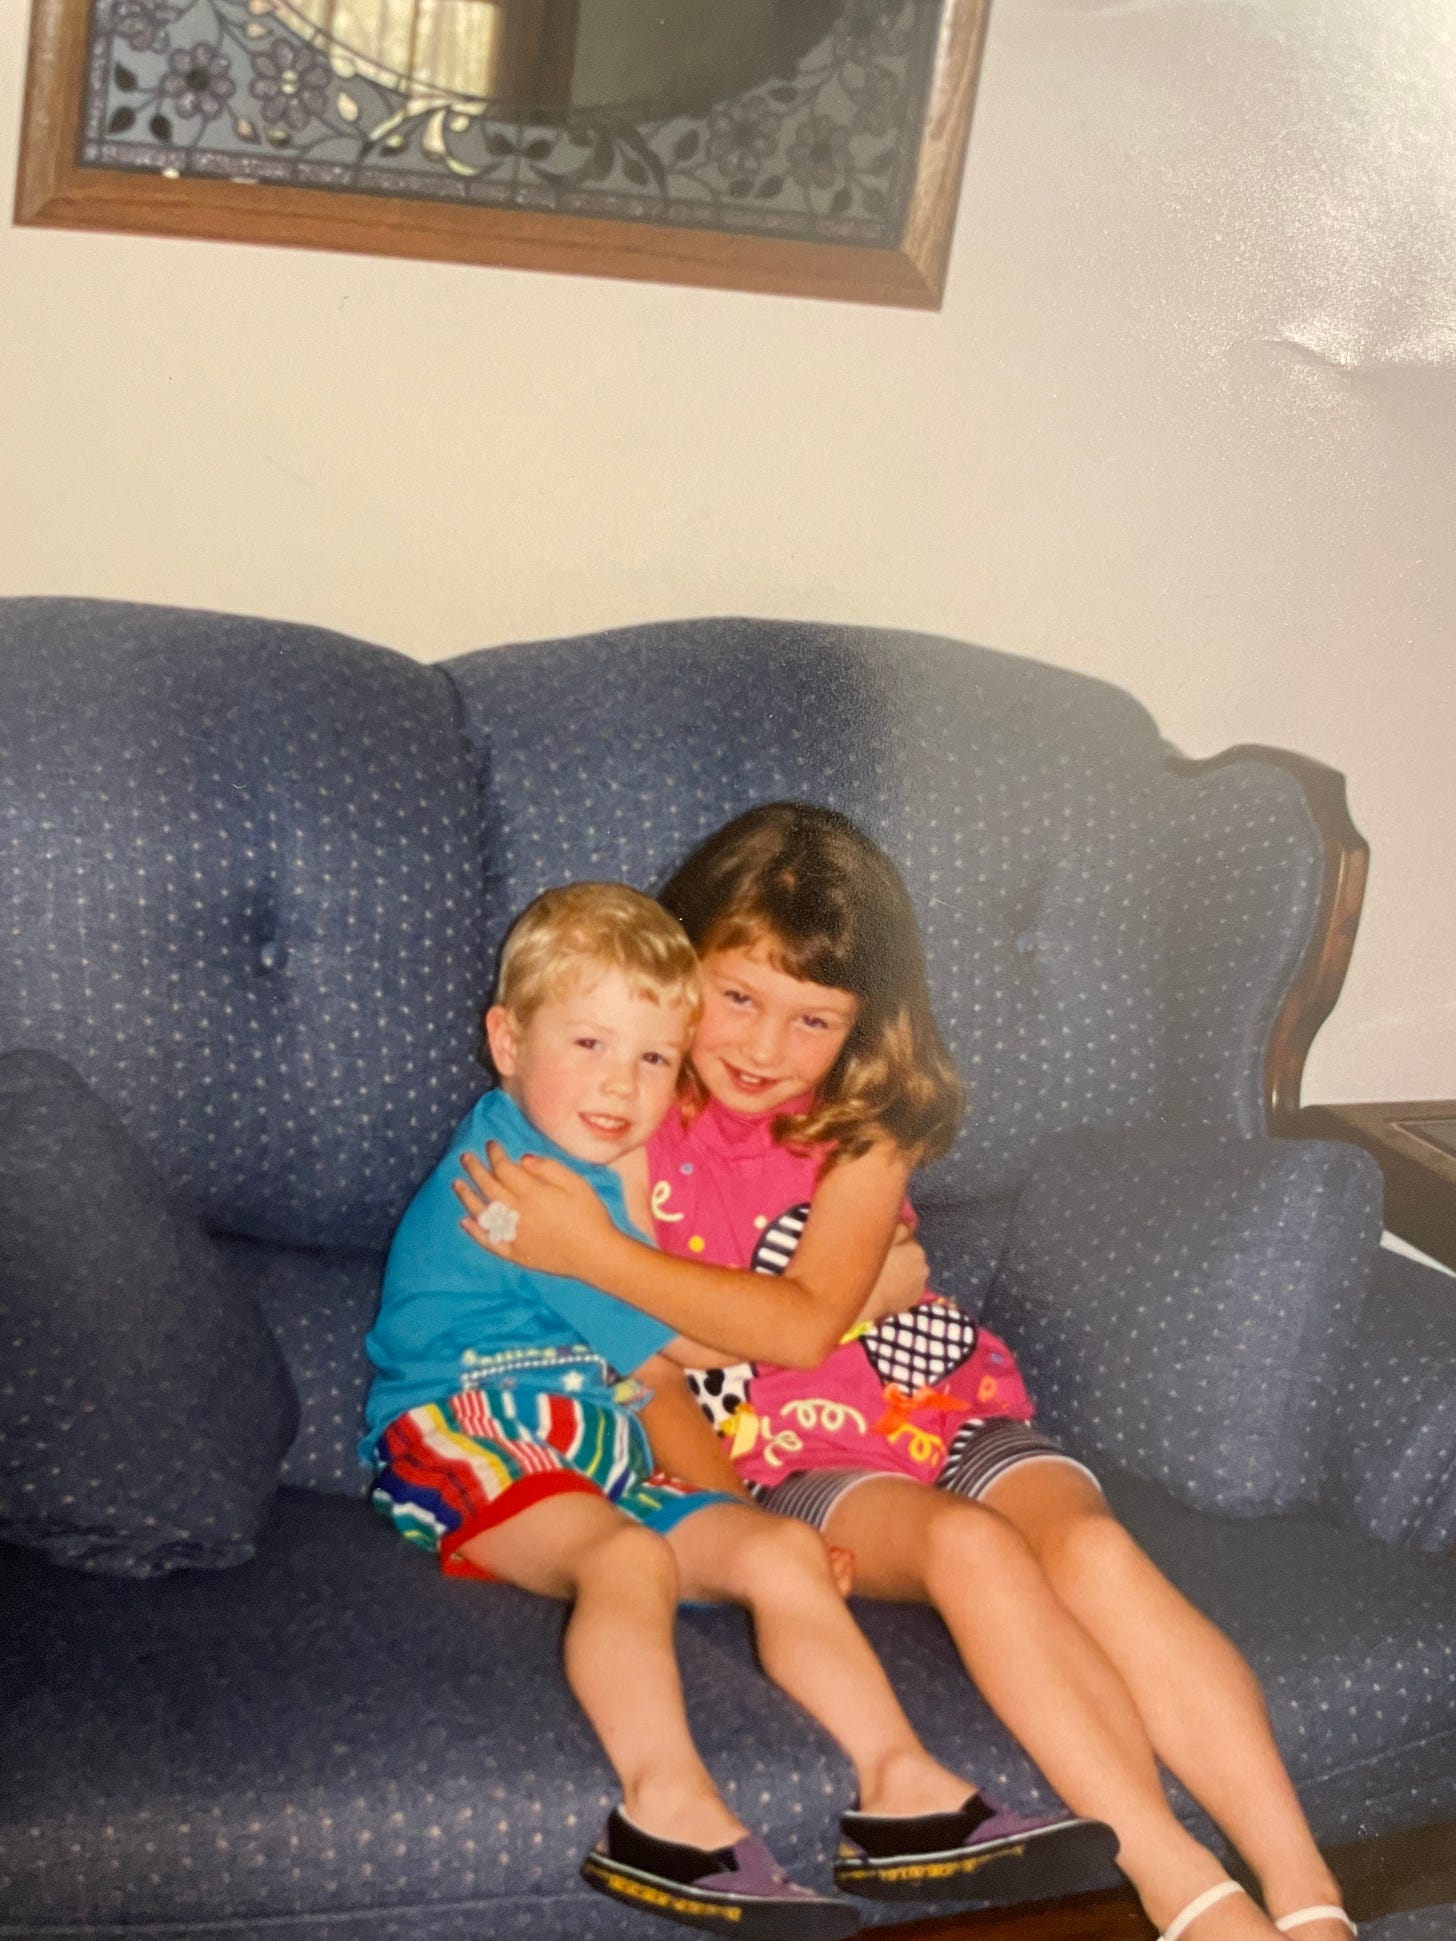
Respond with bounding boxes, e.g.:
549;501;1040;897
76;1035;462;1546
658;803;966;1164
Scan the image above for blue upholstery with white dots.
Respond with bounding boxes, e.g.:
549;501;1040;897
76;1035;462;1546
0;1050;299;1576
450;619;1214;1202
1360;1911;1456;1939
985;1129;1383;1514
216;1234;385;1497
0;600;488;1253
1156;761;1327;1134
2;1476;1451;1935
1323;1249;1456;1553
1;602;1452;1937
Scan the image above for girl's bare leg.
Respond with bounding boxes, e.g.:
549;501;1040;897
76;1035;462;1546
984;1464;1348;1941
822;1478;1285;1940
458;1492;746;1851
665;1502;970;1816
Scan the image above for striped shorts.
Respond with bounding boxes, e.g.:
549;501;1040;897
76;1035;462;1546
373;1386;737;1579
751;1417;1101;1534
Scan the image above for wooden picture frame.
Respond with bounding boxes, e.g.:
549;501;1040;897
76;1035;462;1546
15;0;992;307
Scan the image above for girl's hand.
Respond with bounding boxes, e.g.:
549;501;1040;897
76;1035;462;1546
453;1143;615;1280
853;1223;929;1328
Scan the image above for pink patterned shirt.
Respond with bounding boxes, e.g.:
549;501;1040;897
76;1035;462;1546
647;1095;1033;1489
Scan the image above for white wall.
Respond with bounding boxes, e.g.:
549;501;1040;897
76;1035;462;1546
3;0;1452;1104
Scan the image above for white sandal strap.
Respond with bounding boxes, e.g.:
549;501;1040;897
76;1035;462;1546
1275;1908;1356;1936
1163;1880;1246;1941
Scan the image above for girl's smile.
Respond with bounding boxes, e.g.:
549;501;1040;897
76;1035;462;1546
693;940;858;1116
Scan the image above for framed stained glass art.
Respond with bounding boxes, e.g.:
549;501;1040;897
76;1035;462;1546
16;0;992;306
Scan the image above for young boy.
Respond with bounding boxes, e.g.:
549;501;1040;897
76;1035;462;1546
361;885;1110;1938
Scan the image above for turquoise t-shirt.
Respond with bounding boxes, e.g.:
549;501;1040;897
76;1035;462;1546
360;1089;673;1459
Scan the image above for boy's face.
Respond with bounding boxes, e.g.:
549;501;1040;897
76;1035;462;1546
486;965;693;1166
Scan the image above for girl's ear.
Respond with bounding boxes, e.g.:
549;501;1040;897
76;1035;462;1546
484;1005;520;1078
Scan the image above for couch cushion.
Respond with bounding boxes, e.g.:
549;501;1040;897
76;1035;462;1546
1;1480;1451;1938
1092;1476;1456;1848
985;1130;1381;1514
1322;1248;1456;1552
0;1490;852;1939
0;1050;298;1577
0;600;489;1251
216;1234;382;1498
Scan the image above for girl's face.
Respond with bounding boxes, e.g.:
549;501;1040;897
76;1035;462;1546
693;937;859;1117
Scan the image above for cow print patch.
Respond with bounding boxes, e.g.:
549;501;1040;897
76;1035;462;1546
685;1360;754;1431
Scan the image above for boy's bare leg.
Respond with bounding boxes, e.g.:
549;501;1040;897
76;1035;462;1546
983;1464;1347;1941
665;1502;971;1817
822;1478;1285;1941
635;1353;754;1499
458;1492;747;1851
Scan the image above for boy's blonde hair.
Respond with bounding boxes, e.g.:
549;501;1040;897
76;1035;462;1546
494;882;701;1025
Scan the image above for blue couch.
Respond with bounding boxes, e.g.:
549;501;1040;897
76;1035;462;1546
1;600;1452;1941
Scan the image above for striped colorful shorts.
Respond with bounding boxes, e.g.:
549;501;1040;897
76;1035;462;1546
372;1386;737;1579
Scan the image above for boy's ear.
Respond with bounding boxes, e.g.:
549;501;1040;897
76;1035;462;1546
484;1005;519;1078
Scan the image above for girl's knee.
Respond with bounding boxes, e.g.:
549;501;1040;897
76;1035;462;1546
1033;1501;1140;1589
921;1495;1032;1591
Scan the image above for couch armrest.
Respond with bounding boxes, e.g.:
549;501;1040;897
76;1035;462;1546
1321;1247;1456;1552
981;1128;1382;1515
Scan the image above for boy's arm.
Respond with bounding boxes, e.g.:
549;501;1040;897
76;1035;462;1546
635;1354;753;1499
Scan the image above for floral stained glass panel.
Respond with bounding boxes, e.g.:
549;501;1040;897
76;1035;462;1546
81;0;950;250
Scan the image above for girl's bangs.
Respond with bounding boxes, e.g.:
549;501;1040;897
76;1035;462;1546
702;905;863;1001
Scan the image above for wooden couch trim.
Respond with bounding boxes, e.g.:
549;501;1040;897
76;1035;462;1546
1165;745;1368;1135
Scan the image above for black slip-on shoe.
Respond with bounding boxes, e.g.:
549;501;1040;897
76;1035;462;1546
835;1792;1120;1904
583;1807;860;1940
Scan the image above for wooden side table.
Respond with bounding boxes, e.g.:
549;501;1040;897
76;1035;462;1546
1297;1100;1456;1274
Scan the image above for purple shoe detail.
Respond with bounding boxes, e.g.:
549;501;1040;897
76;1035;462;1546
582;1810;860;1939
694;1833;834;1900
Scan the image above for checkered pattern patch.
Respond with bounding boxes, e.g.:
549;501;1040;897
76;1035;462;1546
861;1299;979;1390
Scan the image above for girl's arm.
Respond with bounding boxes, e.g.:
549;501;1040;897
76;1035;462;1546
453;1138;912;1369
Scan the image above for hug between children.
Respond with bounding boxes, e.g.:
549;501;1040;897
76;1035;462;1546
360;803;1355;1941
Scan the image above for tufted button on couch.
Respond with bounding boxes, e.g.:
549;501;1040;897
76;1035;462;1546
0;600;1452;1941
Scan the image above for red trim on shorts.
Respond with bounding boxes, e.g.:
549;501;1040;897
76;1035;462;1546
439;1470;604;1580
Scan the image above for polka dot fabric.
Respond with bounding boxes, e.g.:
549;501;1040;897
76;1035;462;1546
216;1234;384;1497
1360;1911;1456;1939
3;1479;1451;1935
0;601;488;1253
1156;761;1327;1134
984;1129;1384;1514
0;1492;855;1937
1;603;1451;1938
0;1050;298;1577
1323;1249;1456;1553
451;619;1183;1203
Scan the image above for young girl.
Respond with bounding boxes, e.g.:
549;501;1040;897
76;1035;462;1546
458;804;1355;1941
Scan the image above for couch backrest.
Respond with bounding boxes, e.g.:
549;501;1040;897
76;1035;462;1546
446;619;1323;1204
0;603;1328;1490
0;601;488;1252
